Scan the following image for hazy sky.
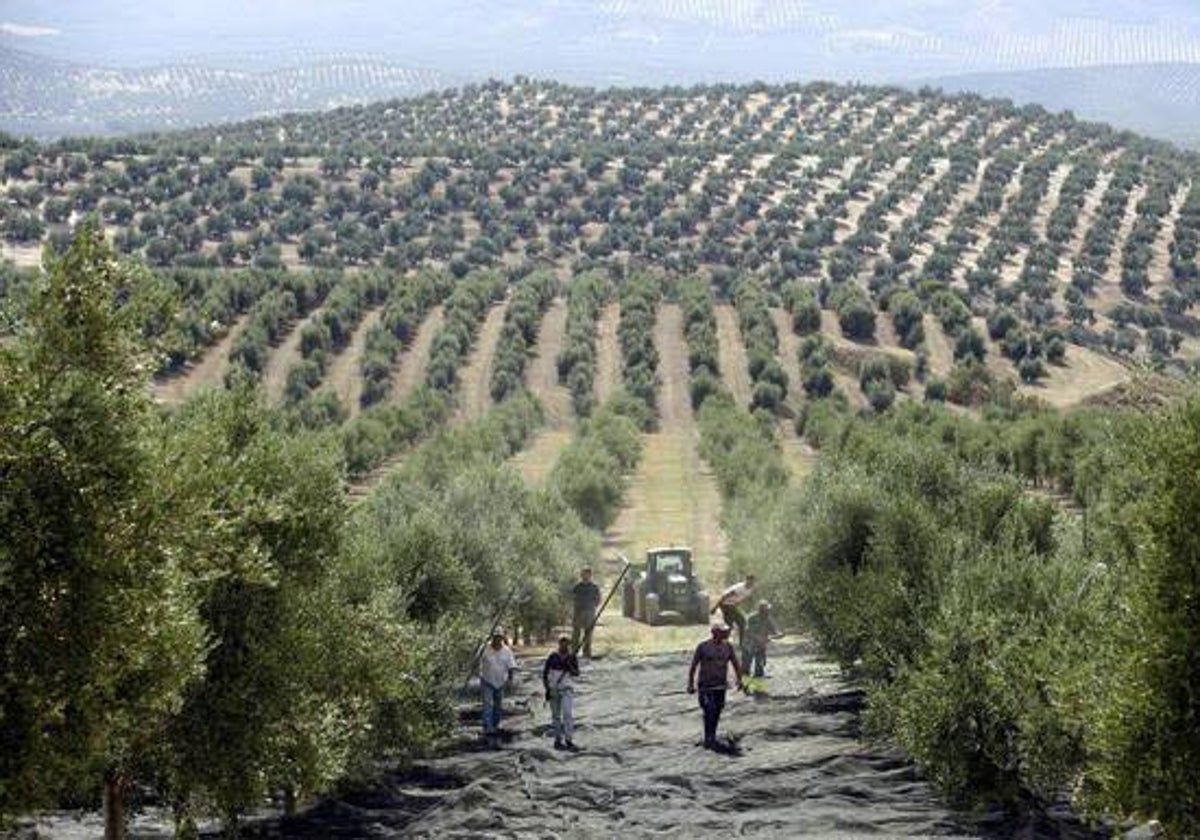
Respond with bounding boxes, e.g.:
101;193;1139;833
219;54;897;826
4;0;1200;82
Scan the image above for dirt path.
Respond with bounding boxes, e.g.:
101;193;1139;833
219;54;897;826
525;297;571;429
770;309;802;398
390;306;444;403
510;297;574;485
327;307;383;419
601;303;727;653
263;308;323;402
594;303;622;406
152;314;250;404
250;641;1102;840
714;304;754;409
455;299;509;425
922;314;955;380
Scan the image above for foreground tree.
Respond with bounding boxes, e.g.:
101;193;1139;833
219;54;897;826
0;225;205;839
154;384;453;836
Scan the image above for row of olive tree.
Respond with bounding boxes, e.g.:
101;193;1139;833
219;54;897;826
756;396;1200;836
0;228;451;839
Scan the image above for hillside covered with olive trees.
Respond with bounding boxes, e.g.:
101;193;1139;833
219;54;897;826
2;80;1199;839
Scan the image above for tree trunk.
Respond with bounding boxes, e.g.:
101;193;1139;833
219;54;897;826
103;771;127;840
283;786;297;818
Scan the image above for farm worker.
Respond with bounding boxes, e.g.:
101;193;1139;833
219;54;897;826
572;567;602;658
710;574;756;644
687;621;744;749
743;601;783;678
543;635;582;751
479;629;519;747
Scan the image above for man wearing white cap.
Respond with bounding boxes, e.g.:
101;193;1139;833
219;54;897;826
687;621;744;749
479;629;518;747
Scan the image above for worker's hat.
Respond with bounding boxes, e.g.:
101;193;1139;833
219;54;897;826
491;627;506;639
710;621;732;636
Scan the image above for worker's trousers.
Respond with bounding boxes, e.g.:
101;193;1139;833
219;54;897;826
743;644;768;678
549;687;575;742
698;687;726;745
481;683;504;734
572;611;594;657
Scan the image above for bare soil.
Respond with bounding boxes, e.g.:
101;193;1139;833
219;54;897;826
263;308;324;403
714;304;754;410
152;314;250;404
525;297;571;429
454;299;509;426
326;306;383;419
389;305;444;404
594;303;622;407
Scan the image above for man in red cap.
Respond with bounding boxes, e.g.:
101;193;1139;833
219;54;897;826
687;621;744;749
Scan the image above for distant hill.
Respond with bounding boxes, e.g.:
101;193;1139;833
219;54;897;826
0;47;455;138
918;63;1200;149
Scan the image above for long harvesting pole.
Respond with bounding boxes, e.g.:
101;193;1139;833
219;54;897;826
573;557;631;656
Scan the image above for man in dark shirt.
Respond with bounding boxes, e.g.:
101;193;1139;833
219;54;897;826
542;635;581;751
687;622;744;749
571;567;602;658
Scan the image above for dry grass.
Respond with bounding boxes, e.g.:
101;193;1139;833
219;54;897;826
714;304;753;408
593;303;729;655
326;306;382;419
454;299;508;426
1019;345;1132;408
525;297;571;429
263;307;323;402
153;313;249;404
594;303;621;405
389;305;443;403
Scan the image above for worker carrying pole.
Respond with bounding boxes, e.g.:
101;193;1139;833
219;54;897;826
573;558;631;658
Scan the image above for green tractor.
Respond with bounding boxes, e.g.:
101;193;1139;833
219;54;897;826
621;546;710;626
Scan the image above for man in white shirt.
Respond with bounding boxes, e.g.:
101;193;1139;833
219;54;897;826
479;630;518;746
710;574;756;644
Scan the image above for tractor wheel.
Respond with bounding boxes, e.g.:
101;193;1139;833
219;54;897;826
635;586;648;623
622;581;635;618
692;591;710;624
645;593;662;626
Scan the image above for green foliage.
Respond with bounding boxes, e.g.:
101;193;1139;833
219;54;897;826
733;276;789;414
1;227;205;816
284;271;392;404
1077;398;1200;836
889;290;925;349
490;269;557;403
340;386;452;478
556;271;612;418
829;283;875;342
549;398;643;530
744;393;1200;831
425;269;506;394
353;392;594;644
782;281;822;336
617;273;661;426
358;269;450;408
679;274;721;410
